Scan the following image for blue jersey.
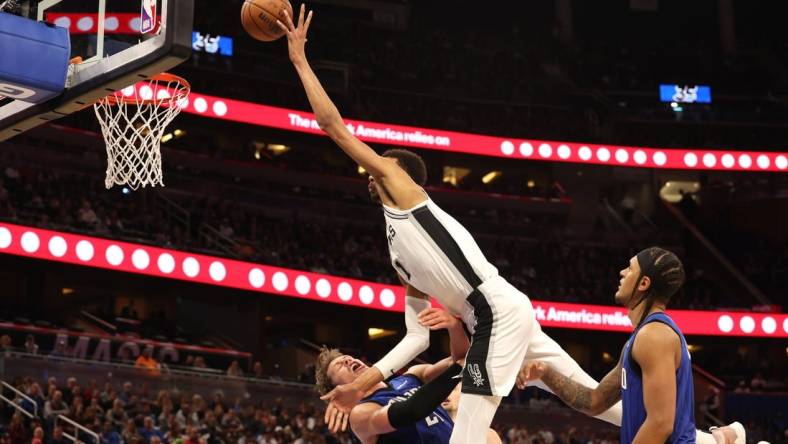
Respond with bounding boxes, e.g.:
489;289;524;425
621;312;696;444
355;374;454;443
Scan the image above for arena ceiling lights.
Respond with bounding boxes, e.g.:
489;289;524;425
115;78;788;172
0;222;785;338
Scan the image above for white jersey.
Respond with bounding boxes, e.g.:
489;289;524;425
382;197;500;317
384;196;541;399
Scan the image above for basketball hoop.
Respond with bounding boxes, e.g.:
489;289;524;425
93;73;190;189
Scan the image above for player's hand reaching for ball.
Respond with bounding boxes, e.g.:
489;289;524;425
516;360;548;389
276;3;313;64
417;307;459;331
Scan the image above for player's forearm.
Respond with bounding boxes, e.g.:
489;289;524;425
350;366;386;392
632;418;673;444
374;295;431;378
291;58;344;133
539;365;600;416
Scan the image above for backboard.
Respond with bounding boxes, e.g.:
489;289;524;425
0;0;193;141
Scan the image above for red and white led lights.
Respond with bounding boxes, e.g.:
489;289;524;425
46;13;143;35
105;77;788;173
0;223;784;337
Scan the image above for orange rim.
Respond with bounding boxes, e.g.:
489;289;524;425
102;73;191;106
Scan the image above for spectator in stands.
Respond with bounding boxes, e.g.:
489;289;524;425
23;382;45;415
298;363;315;384
49;338;67;358
183;426;201;444
121;419;141;444
252;361;264;379
751;372;767;391
63;378;78;405
7;412;26;444
99;383;116;408
47;426;69;444
734;380;750;393
117;347;135;365
44;391;70;421
702;386;721;420
100;421;122;444
209;392;227;412
192;356;210;371
24;334;39;355
118;382;133;404
120;301;139;320
139;417;164;444
76;200;98;227
226;360;243;377
0;334;12;353
135;347;160;371
220;409;242;436
71;395;85;423
105;399;127;428
199;411;223;444
31;427;43;444
176;401;196;430
87;395;104;417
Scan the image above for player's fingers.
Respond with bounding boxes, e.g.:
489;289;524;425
304;9;313;31
281;9;295;31
525;364;539;381
417;307;435;318
275;20;289;34
298;3;306;28
419;310;440;321
421;318;442;328
419;315;438;324
333;411;345;433
341;411;349;432
327;405;339;431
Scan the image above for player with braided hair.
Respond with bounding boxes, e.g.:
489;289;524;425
518;247;745;444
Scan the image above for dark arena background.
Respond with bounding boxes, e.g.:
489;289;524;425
0;0;786;443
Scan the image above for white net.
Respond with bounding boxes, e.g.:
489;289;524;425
93;74;190;189
0;0;18;12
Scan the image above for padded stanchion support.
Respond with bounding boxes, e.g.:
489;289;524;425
0;12;70;103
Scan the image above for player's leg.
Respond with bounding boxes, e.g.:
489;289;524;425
450;392;502;444
523;323;623;426
453;278;535;443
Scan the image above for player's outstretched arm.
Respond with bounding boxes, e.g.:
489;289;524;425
374;285;431;379
630;324;679;444
517;360;622;417
277;6;402;181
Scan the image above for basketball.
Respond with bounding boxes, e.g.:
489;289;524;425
241;0;293;42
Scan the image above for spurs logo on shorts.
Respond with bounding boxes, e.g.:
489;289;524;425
467;363;485;387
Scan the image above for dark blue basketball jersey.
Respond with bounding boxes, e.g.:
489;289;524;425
621;312;696;444
355;374;454;443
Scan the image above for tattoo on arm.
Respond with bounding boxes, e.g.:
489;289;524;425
541;364;621;416
541;369;593;413
595;364;623;412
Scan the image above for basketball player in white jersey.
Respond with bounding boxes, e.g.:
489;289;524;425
278;8;749;444
276;8;627;442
